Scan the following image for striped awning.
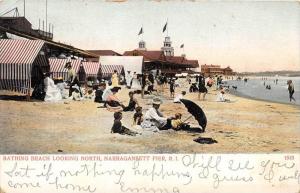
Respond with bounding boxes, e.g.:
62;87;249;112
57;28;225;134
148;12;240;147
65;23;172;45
100;64;124;78
0;39;44;64
49;58;68;80
0;39;47;94
49;58;82;81
82;62;101;77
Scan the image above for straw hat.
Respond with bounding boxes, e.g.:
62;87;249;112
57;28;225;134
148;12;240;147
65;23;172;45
152;97;162;105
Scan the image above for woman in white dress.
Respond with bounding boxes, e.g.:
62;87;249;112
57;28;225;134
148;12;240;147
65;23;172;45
131;72;141;90
125;71;133;88
44;73;62;102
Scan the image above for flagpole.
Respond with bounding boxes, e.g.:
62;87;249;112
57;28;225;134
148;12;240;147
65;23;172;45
46;0;48;33
167;18;169;36
142;24;143;41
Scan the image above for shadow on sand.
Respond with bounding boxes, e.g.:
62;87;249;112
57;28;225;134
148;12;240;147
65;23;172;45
193;137;218;144
0;95;41;102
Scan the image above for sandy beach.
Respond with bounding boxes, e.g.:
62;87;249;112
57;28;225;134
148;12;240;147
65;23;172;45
0;82;299;154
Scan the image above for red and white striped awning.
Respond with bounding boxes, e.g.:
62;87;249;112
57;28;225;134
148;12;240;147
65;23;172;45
0;39;44;64
100;64;124;78
0;39;47;94
49;58;82;80
70;59;81;73
82;62;101;77
49;58;68;80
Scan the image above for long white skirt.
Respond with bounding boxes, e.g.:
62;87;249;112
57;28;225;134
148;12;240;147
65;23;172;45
131;78;141;90
44;78;62;102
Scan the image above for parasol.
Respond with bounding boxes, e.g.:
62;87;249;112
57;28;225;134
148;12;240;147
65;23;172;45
180;99;207;131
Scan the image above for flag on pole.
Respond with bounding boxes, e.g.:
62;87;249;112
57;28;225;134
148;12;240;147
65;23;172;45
180;44;184;48
138;27;143;35
163;22;167;33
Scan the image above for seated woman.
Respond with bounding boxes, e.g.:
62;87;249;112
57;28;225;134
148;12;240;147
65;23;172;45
44;72;62;102
123;91;139;112
216;86;230;102
189;83;198;93
94;82;106;103
106;87;124;112
84;89;95;100
55;77;68;99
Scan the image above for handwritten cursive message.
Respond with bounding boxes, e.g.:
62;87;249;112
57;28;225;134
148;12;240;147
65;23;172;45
0;154;299;193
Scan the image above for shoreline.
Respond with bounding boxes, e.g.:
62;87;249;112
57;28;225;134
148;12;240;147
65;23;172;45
228;89;300;107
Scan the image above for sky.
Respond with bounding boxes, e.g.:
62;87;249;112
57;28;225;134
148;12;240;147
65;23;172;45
0;0;300;72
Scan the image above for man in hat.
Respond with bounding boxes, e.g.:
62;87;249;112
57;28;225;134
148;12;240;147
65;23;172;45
65;61;82;97
141;97;171;131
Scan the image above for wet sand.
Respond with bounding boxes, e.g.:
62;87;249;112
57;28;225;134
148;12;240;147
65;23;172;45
0;82;299;154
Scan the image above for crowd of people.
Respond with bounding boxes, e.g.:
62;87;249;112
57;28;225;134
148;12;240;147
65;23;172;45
35;61;298;137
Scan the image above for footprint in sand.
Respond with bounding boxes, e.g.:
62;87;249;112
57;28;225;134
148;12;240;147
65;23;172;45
263;140;273;144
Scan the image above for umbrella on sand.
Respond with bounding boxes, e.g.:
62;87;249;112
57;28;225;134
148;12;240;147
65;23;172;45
180;99;207;132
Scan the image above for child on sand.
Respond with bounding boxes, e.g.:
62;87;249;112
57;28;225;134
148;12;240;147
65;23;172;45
133;106;143;125
171;113;184;130
111;112;138;136
216;86;230;102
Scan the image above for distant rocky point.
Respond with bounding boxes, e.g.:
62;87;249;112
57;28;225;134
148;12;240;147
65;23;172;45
238;71;300;77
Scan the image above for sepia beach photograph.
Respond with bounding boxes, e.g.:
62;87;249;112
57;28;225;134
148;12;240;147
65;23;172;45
0;0;299;154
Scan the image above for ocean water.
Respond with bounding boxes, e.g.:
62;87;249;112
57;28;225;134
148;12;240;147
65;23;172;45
225;76;300;105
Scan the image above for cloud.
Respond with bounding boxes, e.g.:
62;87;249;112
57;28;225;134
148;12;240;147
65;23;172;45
105;0;127;2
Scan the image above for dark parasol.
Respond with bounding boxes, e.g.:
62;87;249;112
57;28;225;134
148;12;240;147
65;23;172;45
180;99;207;131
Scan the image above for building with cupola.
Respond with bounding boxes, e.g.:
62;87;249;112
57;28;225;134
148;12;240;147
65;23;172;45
161;36;174;56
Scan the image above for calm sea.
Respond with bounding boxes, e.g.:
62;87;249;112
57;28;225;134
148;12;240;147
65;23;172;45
225;76;300;105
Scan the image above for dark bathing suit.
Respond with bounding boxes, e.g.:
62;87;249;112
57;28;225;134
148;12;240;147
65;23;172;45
123;98;137;111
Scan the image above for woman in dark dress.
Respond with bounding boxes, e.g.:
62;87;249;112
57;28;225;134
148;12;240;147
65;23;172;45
123;91;140;111
198;74;208;100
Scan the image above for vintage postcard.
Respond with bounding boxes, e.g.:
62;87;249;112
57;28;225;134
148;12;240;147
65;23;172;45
0;0;299;193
